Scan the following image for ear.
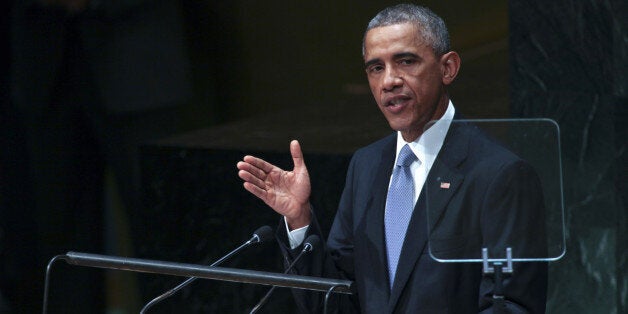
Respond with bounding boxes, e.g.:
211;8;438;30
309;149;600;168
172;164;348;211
440;51;461;85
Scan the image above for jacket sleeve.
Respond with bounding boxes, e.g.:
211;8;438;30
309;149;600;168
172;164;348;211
275;155;362;313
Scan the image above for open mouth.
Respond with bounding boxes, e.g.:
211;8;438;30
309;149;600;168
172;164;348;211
384;96;411;110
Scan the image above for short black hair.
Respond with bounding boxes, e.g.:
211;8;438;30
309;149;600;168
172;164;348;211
362;4;450;56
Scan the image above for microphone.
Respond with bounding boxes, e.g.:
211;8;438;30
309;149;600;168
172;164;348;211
140;225;274;314
250;234;320;313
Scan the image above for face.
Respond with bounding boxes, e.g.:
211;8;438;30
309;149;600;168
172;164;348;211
364;23;458;142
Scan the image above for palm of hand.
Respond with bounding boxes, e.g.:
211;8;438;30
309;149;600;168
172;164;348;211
263;166;311;219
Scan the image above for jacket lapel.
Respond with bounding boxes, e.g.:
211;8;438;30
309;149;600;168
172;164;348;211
387;122;470;311
424;121;470;235
364;135;396;305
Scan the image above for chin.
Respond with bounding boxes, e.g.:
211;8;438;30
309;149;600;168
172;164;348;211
389;125;409;134
387;119;411;131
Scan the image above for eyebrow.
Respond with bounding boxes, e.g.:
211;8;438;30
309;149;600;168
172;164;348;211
364;58;381;69
364;52;421;69
393;52;420;60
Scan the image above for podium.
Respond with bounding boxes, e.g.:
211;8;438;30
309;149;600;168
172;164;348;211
44;252;352;313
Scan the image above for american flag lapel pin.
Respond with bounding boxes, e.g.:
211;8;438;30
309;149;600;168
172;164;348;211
440;181;450;189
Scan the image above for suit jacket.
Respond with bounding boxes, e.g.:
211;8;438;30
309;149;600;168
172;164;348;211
279;120;548;313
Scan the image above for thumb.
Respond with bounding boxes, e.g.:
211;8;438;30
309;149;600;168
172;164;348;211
290;140;306;171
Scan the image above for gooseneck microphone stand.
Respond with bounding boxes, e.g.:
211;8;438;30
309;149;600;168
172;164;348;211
249;235;319;313
140;240;254;313
140;226;273;313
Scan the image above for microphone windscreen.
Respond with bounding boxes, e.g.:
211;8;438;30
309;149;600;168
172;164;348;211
252;225;274;243
303;234;320;251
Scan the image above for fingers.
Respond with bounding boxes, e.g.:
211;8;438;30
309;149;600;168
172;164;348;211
290;140;306;171
237;167;265;188
237;157;273;194
237;140;306;195
236;154;282;193
238;162;271;205
237;158;266;179
242;155;275;174
242;181;268;202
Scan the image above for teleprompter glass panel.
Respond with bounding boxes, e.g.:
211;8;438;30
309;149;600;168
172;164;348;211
423;119;565;263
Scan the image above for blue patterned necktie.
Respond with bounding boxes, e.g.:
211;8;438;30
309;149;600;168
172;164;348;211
384;144;417;288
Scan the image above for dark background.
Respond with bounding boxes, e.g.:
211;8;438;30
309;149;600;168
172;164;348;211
1;0;625;313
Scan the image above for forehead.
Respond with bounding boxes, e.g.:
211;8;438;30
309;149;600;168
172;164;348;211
364;23;426;60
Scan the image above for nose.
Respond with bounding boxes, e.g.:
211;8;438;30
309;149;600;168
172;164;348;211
382;67;403;91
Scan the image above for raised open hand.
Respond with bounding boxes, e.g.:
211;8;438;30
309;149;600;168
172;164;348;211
237;140;311;229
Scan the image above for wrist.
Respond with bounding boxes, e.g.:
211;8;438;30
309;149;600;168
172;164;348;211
286;204;311;230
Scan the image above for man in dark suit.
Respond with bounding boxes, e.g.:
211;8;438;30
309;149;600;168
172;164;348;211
237;4;547;313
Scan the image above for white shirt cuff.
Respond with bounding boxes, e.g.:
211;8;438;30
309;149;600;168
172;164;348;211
284;217;309;249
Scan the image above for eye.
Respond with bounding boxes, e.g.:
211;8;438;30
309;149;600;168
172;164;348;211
367;64;384;74
399;58;416;65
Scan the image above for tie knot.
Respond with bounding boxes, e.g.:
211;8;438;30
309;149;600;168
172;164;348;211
397;144;416;167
